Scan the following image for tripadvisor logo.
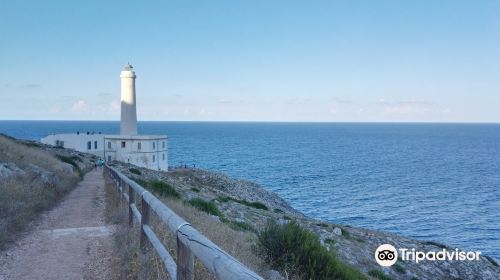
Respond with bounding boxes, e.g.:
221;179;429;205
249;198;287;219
375;244;482;266
375;244;398;266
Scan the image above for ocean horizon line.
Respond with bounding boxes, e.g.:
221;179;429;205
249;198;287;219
1;119;500;125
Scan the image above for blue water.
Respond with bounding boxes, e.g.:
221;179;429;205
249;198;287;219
1;121;499;260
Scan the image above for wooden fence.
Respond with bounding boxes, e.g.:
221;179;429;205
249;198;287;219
105;165;264;280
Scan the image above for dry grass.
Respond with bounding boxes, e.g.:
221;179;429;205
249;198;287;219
0;135;80;248
104;174;267;280
0;135;67;172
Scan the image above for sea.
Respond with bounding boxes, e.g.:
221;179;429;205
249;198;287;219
1;121;499;260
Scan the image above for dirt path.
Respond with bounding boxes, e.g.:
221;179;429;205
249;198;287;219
0;169;116;280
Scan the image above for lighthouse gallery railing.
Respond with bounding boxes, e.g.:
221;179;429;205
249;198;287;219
104;164;263;280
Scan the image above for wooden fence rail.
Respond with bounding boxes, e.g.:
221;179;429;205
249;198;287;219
105;165;264;280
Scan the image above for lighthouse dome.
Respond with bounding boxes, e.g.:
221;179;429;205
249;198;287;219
123;63;133;71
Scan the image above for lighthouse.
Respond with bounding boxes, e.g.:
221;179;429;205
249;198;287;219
41;63;168;171
120;63;138;135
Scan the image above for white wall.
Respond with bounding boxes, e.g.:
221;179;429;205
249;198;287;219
41;133;105;157
104;136;168;171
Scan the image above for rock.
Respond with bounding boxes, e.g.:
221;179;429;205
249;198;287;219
0;161;25;180
333;227;342;236
264;269;284;280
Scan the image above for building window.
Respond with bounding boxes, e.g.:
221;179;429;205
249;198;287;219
94;141;98;149
162;141;165;148
152;155;156;162
108;141;111;149
108;155;111;162
121;141;126;148
87;141;91;150
153;142;156;150
138;142;141;150
162;153;165;160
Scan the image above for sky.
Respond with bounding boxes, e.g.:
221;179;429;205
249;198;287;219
1;0;499;122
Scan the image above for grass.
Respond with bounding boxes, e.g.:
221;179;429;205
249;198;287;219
129;168;142;175
341;227;365;243
0;134;80;248
217;195;269;210
368;269;393;280
187;198;222;217
324;238;336;245
149;180;181;199
132;177;149;188
258;220;367;280
56;154;83;178
393;262;406;274
221;218;256;233
21;141;42;148
424;241;448;249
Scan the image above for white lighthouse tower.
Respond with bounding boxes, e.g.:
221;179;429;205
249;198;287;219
120;63;138;135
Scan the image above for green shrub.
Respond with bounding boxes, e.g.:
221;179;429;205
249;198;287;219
368;269;393;280
393;262;406;274
324;238;335;245
190;187;200;193
133;178;149;188
240;200;268;210
22;141;42;148
217;196;268;210
424;241;447;249
221;218;256;233
129;168;141;175
187;198;222;216
216;196;231;202
341;227;365;243
258;220;366;280
56;155;82;178
274;208;284;213
149;180;181;199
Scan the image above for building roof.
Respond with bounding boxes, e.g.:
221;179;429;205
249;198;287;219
104;134;168;140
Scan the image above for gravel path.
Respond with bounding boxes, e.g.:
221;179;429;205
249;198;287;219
0;169;116;280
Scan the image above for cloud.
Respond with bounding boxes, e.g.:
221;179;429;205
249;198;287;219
108;100;120;114
21;83;41;89
98;92;113;97
218;98;233;104
286;98;311;105
331;97;354;104
378;99;438;114
70;100;89;112
49;106;62;113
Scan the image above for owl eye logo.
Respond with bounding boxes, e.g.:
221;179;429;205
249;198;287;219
377;250;396;261
375;244;398;266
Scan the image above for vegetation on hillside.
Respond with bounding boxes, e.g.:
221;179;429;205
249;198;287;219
0;135;81;248
258;220;367;280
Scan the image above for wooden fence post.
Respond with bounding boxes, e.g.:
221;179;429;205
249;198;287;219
140;197;150;250
128;185;135;227
176;235;194;280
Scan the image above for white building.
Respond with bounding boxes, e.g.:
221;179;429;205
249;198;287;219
41;64;169;171
41;132;105;157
